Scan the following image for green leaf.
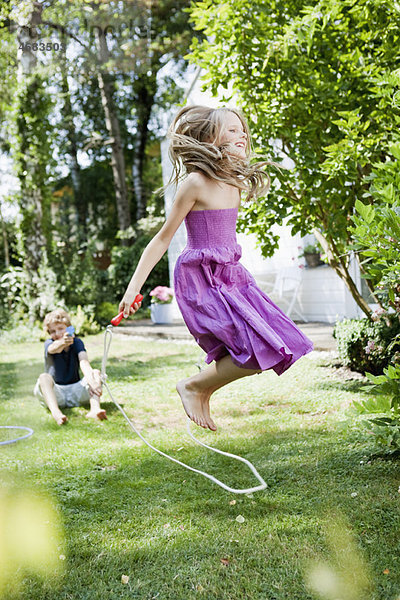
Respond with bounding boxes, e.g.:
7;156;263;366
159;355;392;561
389;142;400;160
355;199;375;224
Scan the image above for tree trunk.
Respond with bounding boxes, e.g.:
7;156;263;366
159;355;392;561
313;228;373;318
94;28;130;241
356;253;381;305
133;76;156;220
59;50;85;241
0;202;10;269
16;2;47;276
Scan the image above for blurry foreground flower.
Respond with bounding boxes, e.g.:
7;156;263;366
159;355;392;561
0;486;65;596
305;512;372;600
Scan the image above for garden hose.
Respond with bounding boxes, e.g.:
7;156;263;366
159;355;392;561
0;426;34;446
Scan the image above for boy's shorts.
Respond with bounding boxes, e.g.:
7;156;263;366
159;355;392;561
34;376;91;409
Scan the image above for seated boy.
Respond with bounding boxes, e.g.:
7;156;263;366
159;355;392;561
34;309;106;425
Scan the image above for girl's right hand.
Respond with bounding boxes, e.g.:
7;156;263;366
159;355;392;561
119;293;142;318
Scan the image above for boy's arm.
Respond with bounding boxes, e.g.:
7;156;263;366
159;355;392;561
79;351;102;397
47;334;74;354
119;174;200;317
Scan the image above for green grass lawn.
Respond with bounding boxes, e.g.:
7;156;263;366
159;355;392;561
0;332;399;600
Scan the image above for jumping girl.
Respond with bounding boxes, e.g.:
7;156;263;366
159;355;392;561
119;105;313;432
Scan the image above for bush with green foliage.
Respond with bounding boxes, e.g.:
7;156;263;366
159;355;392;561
0;259;61;323
0;246;109;332
350;339;400;451
350;142;400;314
51;242;111;310
68;305;101;336
108;216;169;307
94;301;120;327
0;318;44;344
334;315;400;375
345;141;400;449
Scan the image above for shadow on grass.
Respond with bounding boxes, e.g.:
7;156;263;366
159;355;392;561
368;448;400;461
60;402;124;418
0;360;18;402
0;351;193;414
5;423;400;599
313;379;370;394
29;425;389;511
98;352;196;382
0;358;43;401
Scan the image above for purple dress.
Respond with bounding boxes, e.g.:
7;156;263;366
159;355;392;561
174;207;313;374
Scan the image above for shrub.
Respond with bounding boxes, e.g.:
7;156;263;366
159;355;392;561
52;242;111;310
334;316;400;375
68;305;101;336
350;142;400;314
350;341;400;452
0;261;61;324
95;301;120;327
344;121;400;449
0;318;44;344
108;220;169;308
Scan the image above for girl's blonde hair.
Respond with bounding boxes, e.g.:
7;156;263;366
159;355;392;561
167;105;279;201
44;309;71;333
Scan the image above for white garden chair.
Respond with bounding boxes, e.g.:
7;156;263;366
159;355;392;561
258;266;308;322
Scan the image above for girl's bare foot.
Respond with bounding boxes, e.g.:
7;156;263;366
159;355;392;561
86;409;107;421
176;379;209;429
201;394;217;431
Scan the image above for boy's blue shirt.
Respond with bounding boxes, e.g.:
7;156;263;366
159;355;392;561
44;337;86;385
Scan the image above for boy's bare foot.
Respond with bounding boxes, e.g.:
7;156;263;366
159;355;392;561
52;412;68;426
177;379;209;429
86;409;107;421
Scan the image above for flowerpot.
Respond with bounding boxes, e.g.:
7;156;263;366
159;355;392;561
150;302;174;324
304;252;321;268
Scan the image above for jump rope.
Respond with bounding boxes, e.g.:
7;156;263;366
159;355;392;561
2;299;267;493
103;295;267;494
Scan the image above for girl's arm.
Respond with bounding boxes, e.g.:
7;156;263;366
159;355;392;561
118;174;201;317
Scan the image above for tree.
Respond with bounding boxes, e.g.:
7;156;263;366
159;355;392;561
11;2;54;273
39;0;132;239
124;0;195;220
189;0;400;316
43;0;195;228
0;0;58;321
57;47;86;241
94;20;131;237
0;0;197;323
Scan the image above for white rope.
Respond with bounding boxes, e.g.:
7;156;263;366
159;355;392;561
101;325;267;494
